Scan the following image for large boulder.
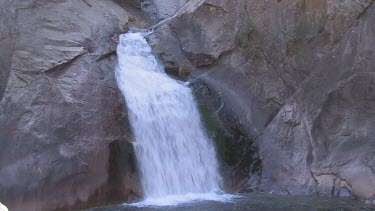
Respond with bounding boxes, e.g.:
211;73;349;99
0;0;142;210
150;0;375;201
153;0;188;19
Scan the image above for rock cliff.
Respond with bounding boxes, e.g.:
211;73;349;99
149;0;375;202
0;0;143;210
0;0;374;210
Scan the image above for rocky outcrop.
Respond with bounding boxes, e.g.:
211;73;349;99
149;0;375;202
0;0;143;210
1;0;374;209
151;0;188;20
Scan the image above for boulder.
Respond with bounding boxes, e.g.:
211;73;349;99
153;0;188;20
0;0;142;210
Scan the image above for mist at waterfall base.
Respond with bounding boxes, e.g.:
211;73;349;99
115;31;235;207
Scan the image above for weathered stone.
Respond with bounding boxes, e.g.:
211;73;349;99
169;0;241;66
191;79;261;192
150;0;375;202
257;4;375;199
153;0;188;20
0;0;16;101
1;0;375;208
0;0;142;210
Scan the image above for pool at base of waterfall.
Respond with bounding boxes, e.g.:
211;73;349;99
90;193;375;211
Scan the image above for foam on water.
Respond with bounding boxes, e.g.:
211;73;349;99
128;193;239;207
116;31;229;206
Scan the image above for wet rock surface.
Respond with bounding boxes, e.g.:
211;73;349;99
149;0;375;202
192;79;261;193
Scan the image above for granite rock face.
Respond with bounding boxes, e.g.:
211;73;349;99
153;0;188;19
0;0;141;210
0;0;16;101
149;0;375;201
1;0;374;209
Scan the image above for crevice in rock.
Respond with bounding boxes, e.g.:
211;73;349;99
356;0;374;19
82;0;92;7
148;0;206;31
43;52;87;75
309;170;319;186
328;0;374;49
310;171;355;198
182;47;238;74
203;2;228;13
96;50;116;62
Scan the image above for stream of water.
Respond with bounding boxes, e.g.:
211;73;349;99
115;31;229;206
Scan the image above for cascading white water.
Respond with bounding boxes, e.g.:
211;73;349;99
115;32;227;206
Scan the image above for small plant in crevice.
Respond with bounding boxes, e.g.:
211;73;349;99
245;22;256;33
242;47;253;58
235;20;257;59
235;32;249;47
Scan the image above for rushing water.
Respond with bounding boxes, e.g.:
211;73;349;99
115;31;225;206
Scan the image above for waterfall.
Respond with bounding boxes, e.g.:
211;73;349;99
115;32;226;206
